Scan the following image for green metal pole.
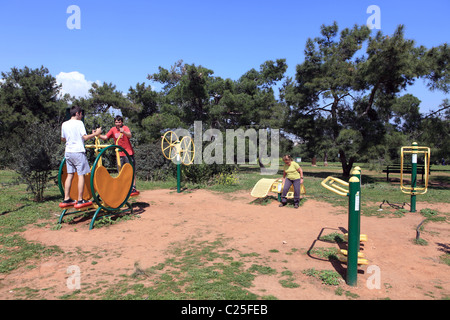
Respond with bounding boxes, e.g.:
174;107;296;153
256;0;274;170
177;161;181;193
347;176;361;287
354;166;361;187
278;180;282;202
351;168;362;244
411;142;418;212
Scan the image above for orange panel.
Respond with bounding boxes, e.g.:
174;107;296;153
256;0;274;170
93;163;133;208
61;165;93;200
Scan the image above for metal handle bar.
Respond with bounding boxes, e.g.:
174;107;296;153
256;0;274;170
400;146;430;195
401;146;431;153
321;176;349;197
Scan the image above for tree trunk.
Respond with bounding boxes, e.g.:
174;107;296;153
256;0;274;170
258;158;265;169
331;95;340;141
338;149;355;178
257;136;266;169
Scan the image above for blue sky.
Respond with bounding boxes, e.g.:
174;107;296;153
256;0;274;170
0;0;448;114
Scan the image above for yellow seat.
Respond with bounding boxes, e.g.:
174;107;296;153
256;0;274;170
286;184;306;198
340;249;365;258
337;253;369;265
251;178;278;198
272;180;306;198
251;178;306;199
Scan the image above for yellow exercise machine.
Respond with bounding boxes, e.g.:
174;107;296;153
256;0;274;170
320;168;368;286
161;130;195;193
251;178;306;200
400;142;431;212
161;131;195;165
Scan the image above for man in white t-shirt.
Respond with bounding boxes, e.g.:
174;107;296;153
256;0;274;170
60;106;102;208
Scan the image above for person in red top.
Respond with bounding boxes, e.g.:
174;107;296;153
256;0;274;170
99;115;138;195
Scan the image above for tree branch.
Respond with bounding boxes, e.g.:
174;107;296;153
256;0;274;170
424;105;450;118
304;92;354;116
360;81;380;117
305;103;333;115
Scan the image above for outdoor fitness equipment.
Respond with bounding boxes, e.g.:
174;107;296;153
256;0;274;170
321;167;368;287
161;131;195;193
400;142;431;213
251;178;306;201
57;137;138;230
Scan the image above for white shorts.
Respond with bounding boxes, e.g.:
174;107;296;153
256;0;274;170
65;152;91;175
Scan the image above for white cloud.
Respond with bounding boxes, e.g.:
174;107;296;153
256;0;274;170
56;71;100;98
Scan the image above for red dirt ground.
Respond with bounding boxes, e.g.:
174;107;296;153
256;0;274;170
0;189;449;300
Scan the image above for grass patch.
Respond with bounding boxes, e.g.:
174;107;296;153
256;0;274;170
414;208;448;246
309;247;339;260
0;234;63;273
440;254;450;266
1;163;450;299
319;232;345;243
303;268;342;286
97;238;279;300
0;171;64;273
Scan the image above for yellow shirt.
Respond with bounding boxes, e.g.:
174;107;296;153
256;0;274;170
284;161;301;180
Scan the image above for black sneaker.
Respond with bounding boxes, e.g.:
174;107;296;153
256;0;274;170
59;199;76;208
74;199;93;209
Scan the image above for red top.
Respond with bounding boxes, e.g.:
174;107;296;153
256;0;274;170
106;126;134;157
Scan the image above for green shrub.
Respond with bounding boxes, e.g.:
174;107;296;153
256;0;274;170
181;162;237;185
214;168;239;186
11;122;63;202
134;142;173;181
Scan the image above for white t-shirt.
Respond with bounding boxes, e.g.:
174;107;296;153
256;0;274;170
61;119;87;153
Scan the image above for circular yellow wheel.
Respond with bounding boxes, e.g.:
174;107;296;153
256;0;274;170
179;136;195;165
161;131;179;160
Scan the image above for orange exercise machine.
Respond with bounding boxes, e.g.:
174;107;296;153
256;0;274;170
57;138;139;229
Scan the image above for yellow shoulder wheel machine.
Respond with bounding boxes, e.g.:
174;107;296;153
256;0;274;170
161;130;195;192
